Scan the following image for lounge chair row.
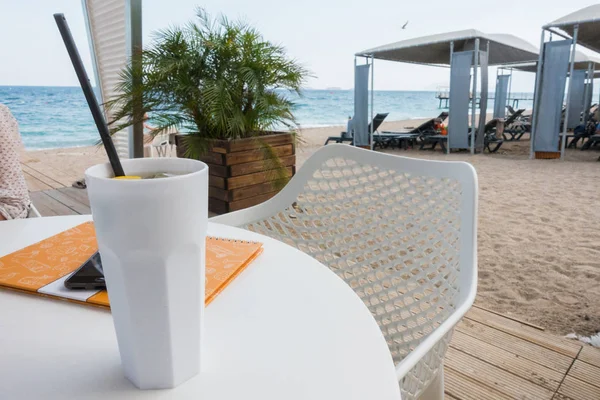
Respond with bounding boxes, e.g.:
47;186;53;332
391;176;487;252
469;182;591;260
325;111;505;153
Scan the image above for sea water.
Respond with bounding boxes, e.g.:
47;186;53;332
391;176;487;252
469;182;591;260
0;86;534;151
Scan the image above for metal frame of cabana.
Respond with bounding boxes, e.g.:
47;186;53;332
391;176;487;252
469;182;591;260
355;29;539;155
532;4;600;160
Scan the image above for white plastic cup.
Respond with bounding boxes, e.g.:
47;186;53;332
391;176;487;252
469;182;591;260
85;158;208;389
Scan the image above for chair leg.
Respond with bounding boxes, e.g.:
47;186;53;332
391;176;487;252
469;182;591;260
418;368;444;400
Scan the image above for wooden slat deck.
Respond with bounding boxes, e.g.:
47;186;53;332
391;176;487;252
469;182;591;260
446;305;600;400
27;185;600;400
30;187;91;217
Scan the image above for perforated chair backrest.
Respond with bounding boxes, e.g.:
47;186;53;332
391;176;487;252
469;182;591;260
212;145;478;370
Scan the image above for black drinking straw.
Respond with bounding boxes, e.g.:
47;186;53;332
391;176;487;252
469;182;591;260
53;13;125;177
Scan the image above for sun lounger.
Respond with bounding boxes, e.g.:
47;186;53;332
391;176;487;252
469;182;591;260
448;119;504;153
420;115;503;153
475;119;504;153
411;111;449;133
581;134;600;150
484;133;504;153
324;113;389;145
376;112;449;150
360;111;446;149
420;134;448;152
506;105;518;116
502;109;530;141
373;132;420;149
567;118;597;148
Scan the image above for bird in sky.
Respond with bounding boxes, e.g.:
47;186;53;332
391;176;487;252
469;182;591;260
402;20;409;29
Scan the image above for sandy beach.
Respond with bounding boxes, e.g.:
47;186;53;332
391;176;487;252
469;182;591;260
21;119;600;337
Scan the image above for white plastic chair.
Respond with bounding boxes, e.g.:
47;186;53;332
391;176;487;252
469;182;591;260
151;133;170;157
211;144;478;400
151;127;177;157
27;203;41;218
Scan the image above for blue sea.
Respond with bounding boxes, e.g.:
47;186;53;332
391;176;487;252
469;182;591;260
0;86;534;150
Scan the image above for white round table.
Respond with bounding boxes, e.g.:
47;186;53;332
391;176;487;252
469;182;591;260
0;215;400;400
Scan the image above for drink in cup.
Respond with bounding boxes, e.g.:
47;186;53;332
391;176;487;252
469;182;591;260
85;158;208;389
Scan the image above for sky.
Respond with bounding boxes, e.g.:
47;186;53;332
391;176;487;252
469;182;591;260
0;0;597;92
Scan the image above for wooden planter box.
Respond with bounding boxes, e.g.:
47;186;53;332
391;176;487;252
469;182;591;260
176;132;295;214
535;151;561;159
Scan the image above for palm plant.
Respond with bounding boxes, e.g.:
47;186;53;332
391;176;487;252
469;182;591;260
107;8;309;158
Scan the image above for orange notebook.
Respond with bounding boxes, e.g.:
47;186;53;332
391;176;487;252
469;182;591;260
0;222;262;308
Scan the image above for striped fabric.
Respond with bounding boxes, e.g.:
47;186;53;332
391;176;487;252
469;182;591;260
82;0;130;158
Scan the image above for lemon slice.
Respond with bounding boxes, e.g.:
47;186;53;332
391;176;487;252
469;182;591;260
113;176;142;180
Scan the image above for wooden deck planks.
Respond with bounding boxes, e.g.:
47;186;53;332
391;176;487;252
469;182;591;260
30;192;80;216
21;155;83;188
21;163;65;190
444;393;461;400
445;367;513;400
23;169;55;192
30;188;90;217
456;318;574;373
556;375;600;400
578;345;600;368
465;307;582;358
57;187;90;207
567;359;600;389
450;330;564;391
445;346;556;399
43;189;91;215
446;308;600;400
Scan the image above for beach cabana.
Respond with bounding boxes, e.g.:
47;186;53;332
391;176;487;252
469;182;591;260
515;50;600;128
497;50;600;119
82;0;143;159
531;5;600;159
355;30;538;154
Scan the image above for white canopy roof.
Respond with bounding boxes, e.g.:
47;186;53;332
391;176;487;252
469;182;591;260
356;29;539;66
545;5;600;53
508;50;600;73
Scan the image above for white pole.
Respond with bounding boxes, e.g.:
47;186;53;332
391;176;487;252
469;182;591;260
583;62;593;124
530;29;546;159
508;68;513;109
562;25;579;160
496;68;500;118
470;38;479;155
353;56;357;147
370;55;374;150
448;41;454;155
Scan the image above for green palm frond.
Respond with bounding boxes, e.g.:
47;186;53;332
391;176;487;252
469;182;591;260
106;7;312;158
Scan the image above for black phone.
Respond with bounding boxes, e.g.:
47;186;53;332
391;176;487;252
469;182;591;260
64;252;106;290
